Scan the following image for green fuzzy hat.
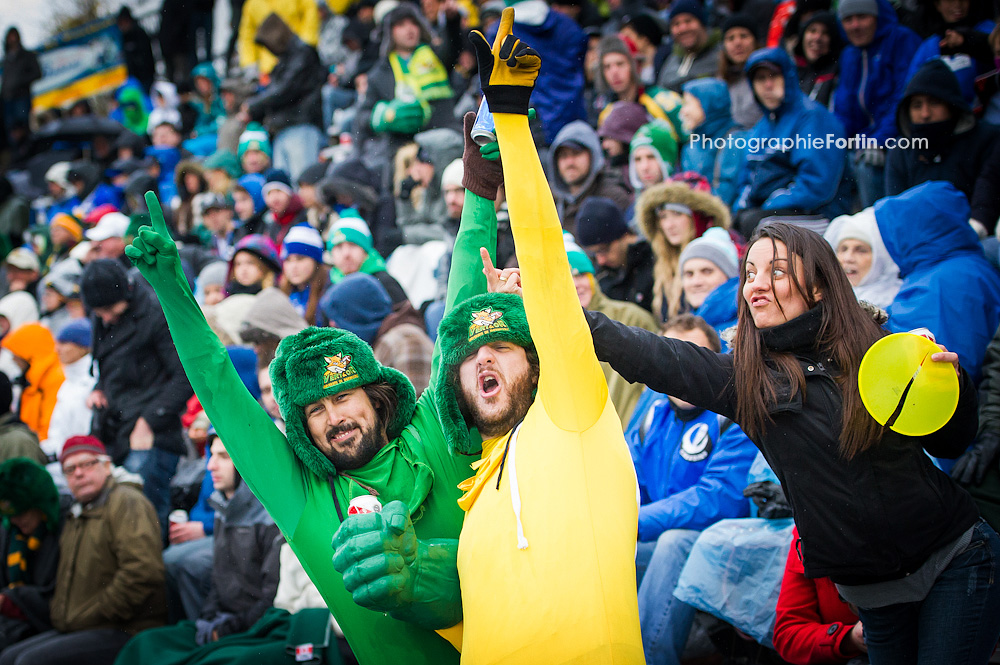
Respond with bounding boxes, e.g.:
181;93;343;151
433;293;535;455
0;457;61;527
269;327;416;477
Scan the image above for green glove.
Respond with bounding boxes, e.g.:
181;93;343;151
124;192;186;289
371;99;428;135
469;7;541;116
331;500;462;631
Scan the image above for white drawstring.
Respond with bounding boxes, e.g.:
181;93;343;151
506;423;529;550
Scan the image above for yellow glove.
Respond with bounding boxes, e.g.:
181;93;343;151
468;7;541;116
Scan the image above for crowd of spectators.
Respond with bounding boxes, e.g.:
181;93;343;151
2;0;1000;662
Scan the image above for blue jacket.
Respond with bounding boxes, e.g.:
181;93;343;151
488;6;587;145
681;78;745;208
906;19;995;106
693;276;739;349
876;180;1000;384
625;392;757;542
734;48;850;219
189;456;216;535
833;0;921;143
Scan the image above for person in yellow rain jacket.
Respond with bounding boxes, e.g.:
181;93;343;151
332;10;644;663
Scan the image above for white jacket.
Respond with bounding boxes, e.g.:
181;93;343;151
41;354;97;457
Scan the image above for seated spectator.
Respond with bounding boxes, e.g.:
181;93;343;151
202;151;241;195
627;314;757;664
1;324;65;441
279;225;329;325
717;14;764;128
658;0;722;93
678;228;741;340
66;163;123;217
327;215;410;306
38;260;85;338
793;12;842;107
199;195;237;260
0;436;166;665
296;163;329;231
44;215;83;269
876;180;1000;383
885;59;1000;236
2;248;41;298
396;128;464;245
576;196;655;313
43;163;82;224
162;455;215;622
226;234;282;296
245;14;327;181
195;263;228;309
597;102;651;183
594;36;683;138
84;211;131;266
117;83;151;136
822;208;901;310
627;120;679;195
0;458;63;651
772;527;865;665
566;237;658;424
733;48;850;239
261;171;308;246
620;12;670;87
41;319;96;461
680;78;745;208
236;124;272;175
0;292;38;341
172;160;209;239
114;433;283;663
548;120;632;232
232;173;268;244
0;372;45;465
833;0;920;207
320;272;434;395
637;174;733;323
189;62;226;140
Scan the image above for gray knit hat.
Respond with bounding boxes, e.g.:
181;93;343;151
838;0;878;19
678;227;739;279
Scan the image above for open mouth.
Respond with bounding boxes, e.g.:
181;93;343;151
327;427;357;446
751;295;770;307
479;372;501;398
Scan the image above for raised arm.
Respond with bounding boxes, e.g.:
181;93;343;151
125;193;306;532
471;11;606;432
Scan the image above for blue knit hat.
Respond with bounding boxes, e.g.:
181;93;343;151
319;273;392;344
281;224;324;264
668;0;707;26
262;168;293;198
56;318;92;348
235;173;266;214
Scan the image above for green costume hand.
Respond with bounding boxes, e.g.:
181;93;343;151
332;500;462;631
372;99;428;135
124;192;185;288
469;7;541;115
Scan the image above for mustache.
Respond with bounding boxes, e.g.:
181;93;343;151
326;422;360;443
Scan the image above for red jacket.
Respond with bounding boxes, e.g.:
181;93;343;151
772;528;863;664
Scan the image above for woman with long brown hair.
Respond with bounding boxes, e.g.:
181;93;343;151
585;222;1000;664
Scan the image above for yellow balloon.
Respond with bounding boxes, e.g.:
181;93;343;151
858;333;960;436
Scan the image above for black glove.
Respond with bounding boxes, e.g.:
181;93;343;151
743;481;793;519
950;435;1000;486
468;8;541;116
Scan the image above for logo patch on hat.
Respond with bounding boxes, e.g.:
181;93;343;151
332;231;346;244
323;354;359;389
468;307;509;342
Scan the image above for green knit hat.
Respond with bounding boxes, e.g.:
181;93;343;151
433;293;535;455
0;457;61;527
328;215;374;255
564;233;595;275
238;122;273;162
269;327;417;477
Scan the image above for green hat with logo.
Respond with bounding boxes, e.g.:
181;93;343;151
0;457;61;527
270;327;416;477
433;293;534;454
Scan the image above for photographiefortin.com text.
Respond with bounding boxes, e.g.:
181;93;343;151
688;134;929;152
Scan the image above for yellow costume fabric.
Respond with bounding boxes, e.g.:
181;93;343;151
454;112;644;663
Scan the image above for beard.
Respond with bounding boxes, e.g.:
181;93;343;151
321;421;386;471
458;364;537;439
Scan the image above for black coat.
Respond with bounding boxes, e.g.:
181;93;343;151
586;305;981;584
246;37;325;134
121;25;156;92
0;509;64;646
0;48;41;101
595;239;655;314
91;280;193;462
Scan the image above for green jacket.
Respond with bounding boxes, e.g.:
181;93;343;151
0;413;46;466
141;191;497;664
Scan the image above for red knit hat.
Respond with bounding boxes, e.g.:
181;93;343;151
59;435;107;464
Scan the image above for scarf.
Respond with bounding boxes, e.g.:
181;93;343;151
457;431;510;512
389;45;453;106
6;522;45;587
331;439;434;522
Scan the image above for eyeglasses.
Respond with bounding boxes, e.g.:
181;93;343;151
62;458;103;475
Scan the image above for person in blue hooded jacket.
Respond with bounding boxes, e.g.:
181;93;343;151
833;0;920;207
679;78;745;208
625;313;757;665
876;180;1000;385
732;48;850;239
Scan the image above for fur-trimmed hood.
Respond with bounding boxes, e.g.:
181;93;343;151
636;180;731;248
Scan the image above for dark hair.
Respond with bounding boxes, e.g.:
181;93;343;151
717;23;758;83
362;381;398;439
732;223;886;459
663;313;722;353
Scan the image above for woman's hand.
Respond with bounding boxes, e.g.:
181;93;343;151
481;248;521;296
930;344;960;377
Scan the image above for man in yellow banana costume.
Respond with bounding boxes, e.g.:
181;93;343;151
332;10;644;663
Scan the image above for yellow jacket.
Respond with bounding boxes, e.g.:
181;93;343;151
238;0;320;74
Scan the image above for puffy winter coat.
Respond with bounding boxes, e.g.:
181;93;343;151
1;323;65;441
876;180;1000;384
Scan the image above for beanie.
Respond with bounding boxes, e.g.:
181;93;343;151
678;227;739;278
50;213;84;243
441;159;464;190
575;197;628;246
203;150;242;179
262;169;293;198
297;162;328;186
668;0;707;26
721;13;758;39
238;123;273;161
597;101;650;144
838;0;878;19
0;458;61;526
56;318;92;348
80;259;130;310
231;234;283;274
328;216;375;254
59;435;107;464
622;13;664;45
564;235;595;275
319;273;393;344
281;224;325;264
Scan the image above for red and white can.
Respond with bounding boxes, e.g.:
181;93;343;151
348;495;382;516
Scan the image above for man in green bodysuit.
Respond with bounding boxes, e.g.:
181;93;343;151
122;113;505;664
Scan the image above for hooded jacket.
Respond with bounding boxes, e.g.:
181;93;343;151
41;352;96;460
692;276;739;343
241;287;308;340
680;78;745;207
876;181;1000;384
190;62;226;137
624;393;756;542
1;323;65;441
884;59;1000;232
823;208;900;311
247;13;326;133
793;12;842;107
396;128;464;245
833;0;921;142
237;0;320;75
547;120;632;232
628;120;678;193
735;48;850;220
